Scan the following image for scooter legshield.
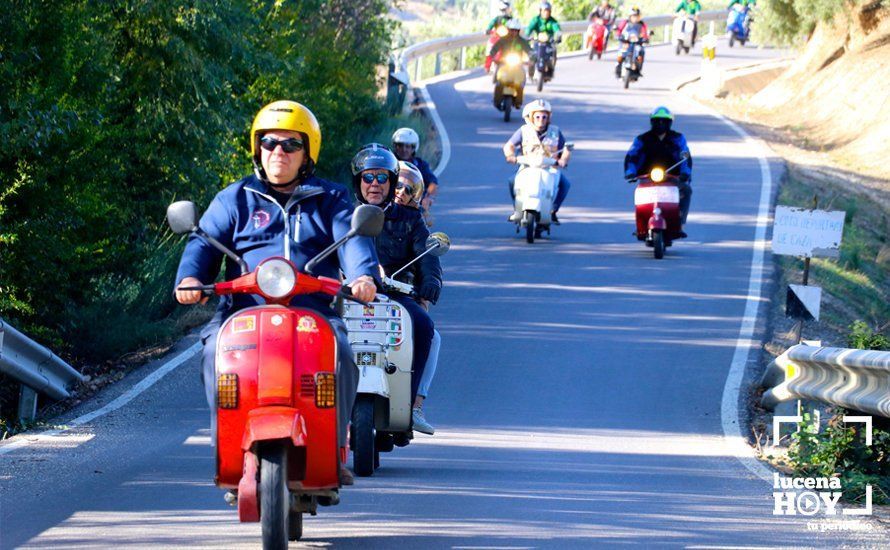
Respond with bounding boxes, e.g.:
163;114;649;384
215;306;339;490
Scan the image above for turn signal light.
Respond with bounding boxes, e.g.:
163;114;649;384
315;372;336;408
218;374;239;409
651;168;665;183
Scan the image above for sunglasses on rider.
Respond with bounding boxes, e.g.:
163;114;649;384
259;136;305;153
396;182;416;194
533;113;550;120
362;172;390;184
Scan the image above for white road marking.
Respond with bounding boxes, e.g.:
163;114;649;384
0;341;201;456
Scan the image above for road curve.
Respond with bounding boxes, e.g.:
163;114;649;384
1;42;883;548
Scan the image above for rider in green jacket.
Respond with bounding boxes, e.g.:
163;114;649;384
674;0;702;45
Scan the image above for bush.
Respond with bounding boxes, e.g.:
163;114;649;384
756;0;858;45
0;0;395;366
848;320;890;350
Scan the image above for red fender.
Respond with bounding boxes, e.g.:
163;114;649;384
238;452;259;522
649;215;667;231
241;406;308;451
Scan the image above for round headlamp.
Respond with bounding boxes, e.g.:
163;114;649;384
256;258;297;299
506;53;521;66
539;32;550;42
651;168;665;183
497;26;509;37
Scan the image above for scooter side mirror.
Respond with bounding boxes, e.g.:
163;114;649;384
681;151;690;160
425;232;451;256
167;201;199;235
566;142;575;151
352;204;385;237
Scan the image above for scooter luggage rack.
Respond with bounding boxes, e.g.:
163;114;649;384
342;300;405;347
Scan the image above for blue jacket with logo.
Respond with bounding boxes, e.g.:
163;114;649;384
624;130;692;181
175;174;380;316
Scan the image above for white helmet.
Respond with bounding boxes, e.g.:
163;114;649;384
397;161;425;205
506;18;522;30
522;99;552;122
391;127;420;149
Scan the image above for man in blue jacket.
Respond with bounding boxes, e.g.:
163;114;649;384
624;106;693;236
174;100;378;485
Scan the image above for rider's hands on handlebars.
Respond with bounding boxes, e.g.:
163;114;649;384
506;154;518;164
557;157;569;168
350;275;377;303
418;282;441;304
176;277;209;305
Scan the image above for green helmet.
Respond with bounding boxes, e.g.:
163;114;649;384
650;106;674;120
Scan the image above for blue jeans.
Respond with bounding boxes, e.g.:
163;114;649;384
417;329;441;398
509;172;571;212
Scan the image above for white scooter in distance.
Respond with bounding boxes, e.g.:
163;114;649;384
673;14;695;54
343;232;450;477
511;144;573;243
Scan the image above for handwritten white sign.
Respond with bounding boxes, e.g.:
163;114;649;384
772;206;845;258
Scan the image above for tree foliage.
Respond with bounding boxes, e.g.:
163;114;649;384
757;0;858;45
0;0;395;360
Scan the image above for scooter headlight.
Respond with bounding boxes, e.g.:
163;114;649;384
539;32;550;42
505;52;521;66
497;26;509;37
650;168;665;183
256;258;297;299
629;33;639;43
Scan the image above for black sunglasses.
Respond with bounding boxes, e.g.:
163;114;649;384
397;182;416;194
260;136;304;153
362;172;390;184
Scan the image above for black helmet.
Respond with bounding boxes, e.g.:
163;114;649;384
351;143;400;204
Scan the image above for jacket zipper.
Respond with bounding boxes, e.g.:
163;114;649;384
245;187;291;261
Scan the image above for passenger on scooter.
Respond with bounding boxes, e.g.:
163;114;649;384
353;144;442;433
392;127;438;223
394;161;442;435
624;106;693;237
484;0;514;73
526;1;562;72
589;0;617;45
674;0;702;45
503;99;572;224
614;7;650;78
174;100;379;486
491;19;533;109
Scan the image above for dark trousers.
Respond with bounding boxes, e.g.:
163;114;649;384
508;172;571;212
200;314;358;447
678;180;693;224
390;294;434;404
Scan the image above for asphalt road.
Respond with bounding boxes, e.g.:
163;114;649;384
2;41;884;548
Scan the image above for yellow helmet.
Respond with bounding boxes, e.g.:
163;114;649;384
250;100;321;164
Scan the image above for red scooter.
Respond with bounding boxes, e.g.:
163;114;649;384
586;17;608;59
630;154;689;259
166;201;383;548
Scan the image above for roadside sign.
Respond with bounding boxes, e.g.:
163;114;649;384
786;284;822;321
772;206;845;258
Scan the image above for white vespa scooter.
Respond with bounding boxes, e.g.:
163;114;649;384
511;145;573;243
673;14;695;54
343;232;450;476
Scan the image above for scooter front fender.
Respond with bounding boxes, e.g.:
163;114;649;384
649;216;667;231
357;366;390;398
241;406;307;452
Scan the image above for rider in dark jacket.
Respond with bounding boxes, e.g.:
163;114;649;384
352;144;440;411
624;106;693;235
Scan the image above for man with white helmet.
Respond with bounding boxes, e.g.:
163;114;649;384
502;99;572;224
392;127;438;222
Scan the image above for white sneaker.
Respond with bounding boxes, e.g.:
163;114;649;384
412;406;435;435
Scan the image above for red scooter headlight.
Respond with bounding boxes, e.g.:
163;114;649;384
256;258;297;299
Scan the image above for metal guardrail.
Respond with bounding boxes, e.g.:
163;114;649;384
760;344;890;418
0;317;84;420
397;10;729;82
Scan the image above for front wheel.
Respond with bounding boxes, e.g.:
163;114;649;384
652;231;665;259
675;42;681;55
623;70;630;89
351;397;376;477
729;34;735;48
597;51;602;59
537;75;544;92
588;46;595;60
502;96;512;122
524;211;537;244
259;442;289;550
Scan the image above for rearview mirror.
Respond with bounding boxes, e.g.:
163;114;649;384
167;201;198;235
352;204;385;238
566;142;575;151
425;232;451;256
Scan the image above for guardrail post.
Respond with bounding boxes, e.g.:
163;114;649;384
434;52;442;76
459;47;466;70
709;21;715;34
18;384;38;422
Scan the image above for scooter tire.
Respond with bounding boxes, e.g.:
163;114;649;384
288;511;303;542
502;97;512;122
653;231;665;259
537;76;544;92
351;397;376;477
623;71;630;89
259;442;289;550
597;51;602;59
524;211;536;244
729;35;735;48
675;42;681;55
589;46;595;60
